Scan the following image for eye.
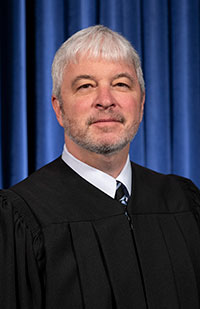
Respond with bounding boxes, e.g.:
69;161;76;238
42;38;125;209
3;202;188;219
114;82;130;88
77;83;94;90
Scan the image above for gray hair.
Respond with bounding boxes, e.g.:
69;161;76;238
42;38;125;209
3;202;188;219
52;25;145;98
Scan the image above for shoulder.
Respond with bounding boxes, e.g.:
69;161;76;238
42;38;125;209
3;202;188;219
12;157;68;188
10;157;71;200
131;161;200;193
0;157;70;257
3;157;71;227
131;162;200;213
7;157;104;226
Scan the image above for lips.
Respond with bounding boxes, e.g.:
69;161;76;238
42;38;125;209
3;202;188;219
88;115;125;125
92;119;121;124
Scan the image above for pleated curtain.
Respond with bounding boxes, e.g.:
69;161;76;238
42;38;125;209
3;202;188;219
0;0;200;188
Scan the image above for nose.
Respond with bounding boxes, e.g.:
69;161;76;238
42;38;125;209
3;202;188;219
94;86;116;110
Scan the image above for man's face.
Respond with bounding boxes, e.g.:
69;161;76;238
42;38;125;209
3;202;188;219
53;57;145;156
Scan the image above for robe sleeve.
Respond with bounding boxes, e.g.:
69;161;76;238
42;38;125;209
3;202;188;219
173;175;200;225
0;190;45;308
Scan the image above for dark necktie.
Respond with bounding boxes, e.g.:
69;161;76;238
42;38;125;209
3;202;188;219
114;181;129;205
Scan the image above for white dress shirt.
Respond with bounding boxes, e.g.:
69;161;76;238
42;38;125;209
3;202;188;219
61;145;132;198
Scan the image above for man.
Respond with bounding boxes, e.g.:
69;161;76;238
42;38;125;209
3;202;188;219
0;25;200;308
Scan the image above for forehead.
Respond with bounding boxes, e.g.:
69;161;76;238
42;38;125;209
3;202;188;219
63;56;136;79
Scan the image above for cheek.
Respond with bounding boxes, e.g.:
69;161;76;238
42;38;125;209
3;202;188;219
122;97;141;112
124;100;143;122
63;99;91;123
73;97;93;115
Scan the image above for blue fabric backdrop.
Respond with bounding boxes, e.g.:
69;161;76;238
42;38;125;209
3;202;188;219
0;0;200;189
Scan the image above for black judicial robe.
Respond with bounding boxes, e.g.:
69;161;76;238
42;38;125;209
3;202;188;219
1;157;200;308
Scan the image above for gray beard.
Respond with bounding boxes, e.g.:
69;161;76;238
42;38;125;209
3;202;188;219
67;131;132;155
61;107;140;155
63;119;139;156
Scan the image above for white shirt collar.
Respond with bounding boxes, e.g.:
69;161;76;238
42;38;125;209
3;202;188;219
61;145;132;198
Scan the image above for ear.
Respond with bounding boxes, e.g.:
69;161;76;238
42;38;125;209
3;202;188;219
52;95;64;127
139;92;145;122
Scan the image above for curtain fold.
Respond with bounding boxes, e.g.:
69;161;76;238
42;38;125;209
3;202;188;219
0;0;200;188
1;0;28;187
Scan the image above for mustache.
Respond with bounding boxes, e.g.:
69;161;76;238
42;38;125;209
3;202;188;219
87;112;125;125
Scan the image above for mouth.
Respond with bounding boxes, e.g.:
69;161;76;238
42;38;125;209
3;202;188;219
92;119;121;124
88;115;125;126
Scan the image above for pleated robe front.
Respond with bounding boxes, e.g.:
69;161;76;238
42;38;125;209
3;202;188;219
0;158;200;308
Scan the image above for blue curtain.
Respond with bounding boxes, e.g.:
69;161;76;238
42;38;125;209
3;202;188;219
0;0;200;189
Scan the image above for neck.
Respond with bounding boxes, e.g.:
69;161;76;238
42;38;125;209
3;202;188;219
65;141;130;178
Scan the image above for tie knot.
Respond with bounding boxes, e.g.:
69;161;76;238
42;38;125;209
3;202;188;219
115;181;129;205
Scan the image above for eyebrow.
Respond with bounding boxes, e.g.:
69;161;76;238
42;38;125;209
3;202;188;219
71;75;95;88
111;73;135;84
